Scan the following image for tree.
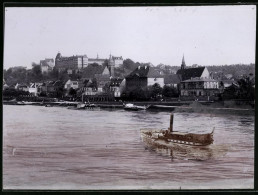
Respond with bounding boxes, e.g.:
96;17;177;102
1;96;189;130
32;65;41;76
122;59;137;71
68;87;77;97
49;67;59;80
103;59;109;67
237;77;255;100
222;76;255;100
162;85;179;98
128;87;149;101
31;65;42;81
149;83;163;99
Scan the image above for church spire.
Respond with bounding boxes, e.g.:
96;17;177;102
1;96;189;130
181;54;186;70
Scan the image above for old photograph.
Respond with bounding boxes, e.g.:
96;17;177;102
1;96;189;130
3;5;255;190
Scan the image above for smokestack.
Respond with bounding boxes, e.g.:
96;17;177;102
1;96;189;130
169;114;174;133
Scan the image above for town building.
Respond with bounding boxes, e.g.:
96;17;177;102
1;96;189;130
82;64;111;79
79;79;98;97
109;78;125;98
95;74;111;93
55;52;109;72
180;78;219;97
164;74;181;88
40;58;55;74
28;83;43;96
108;55;123;68
55;52;88;72
176;55;220;97
15;83;29;92
176;55;210;81
64;79;80;90
88;54;106;65
125;66;164;92
41;80;64;97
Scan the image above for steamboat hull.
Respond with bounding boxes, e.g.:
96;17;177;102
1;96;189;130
141;129;214;146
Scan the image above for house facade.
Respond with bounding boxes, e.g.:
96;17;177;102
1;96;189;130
109;78;125;98
125;66;164;92
180;78;219;97
64;79;79;90
55;52;114;72
40;58;55;74
55;52;88;72
108;55;123;68
29;83;43;96
176;55;220;97
15;83;29;92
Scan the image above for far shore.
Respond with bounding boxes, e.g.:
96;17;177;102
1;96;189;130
3;99;255;114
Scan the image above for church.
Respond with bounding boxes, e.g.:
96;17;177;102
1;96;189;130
176;55;220;98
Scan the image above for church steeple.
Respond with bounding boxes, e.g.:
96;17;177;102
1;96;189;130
181;54;186;70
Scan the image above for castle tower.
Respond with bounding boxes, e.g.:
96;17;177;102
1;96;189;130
108;54;115;77
181;54;186;70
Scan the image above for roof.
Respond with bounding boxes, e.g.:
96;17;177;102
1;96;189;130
82;64;107;78
85;80;97;88
164;74;181;84
112;56;123;60
176;67;205;81
95;74;110;82
110;78;123;87
88;58;106;61
30;83;43;88
126;66;162;79
16;83;28;88
40;58;54;67
53;80;64;87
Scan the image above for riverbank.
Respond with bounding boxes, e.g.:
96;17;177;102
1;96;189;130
3;99;254;114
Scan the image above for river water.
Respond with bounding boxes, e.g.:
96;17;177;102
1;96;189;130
3;105;254;190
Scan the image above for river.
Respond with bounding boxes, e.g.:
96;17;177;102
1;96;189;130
3;105;254;190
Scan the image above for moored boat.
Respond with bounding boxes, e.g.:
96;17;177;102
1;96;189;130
124;103;149;111
70;102;100;110
16;101;26;105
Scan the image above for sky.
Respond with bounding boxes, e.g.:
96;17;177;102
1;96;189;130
4;6;256;69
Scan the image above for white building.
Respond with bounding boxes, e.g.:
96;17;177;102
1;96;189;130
40;58;55;74
29;83;43;96
180;78;219;96
64;79;79;90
